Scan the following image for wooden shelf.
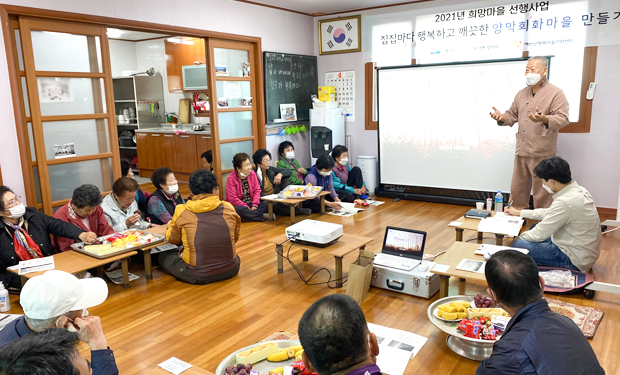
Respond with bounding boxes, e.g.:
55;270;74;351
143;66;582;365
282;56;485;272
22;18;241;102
114;99;135;103
194;111;210;117
215;76;251;81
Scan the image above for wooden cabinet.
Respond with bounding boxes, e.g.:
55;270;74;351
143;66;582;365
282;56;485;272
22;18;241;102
136;133;162;171
137;131;208;182
165;38;206;93
174;135;199;173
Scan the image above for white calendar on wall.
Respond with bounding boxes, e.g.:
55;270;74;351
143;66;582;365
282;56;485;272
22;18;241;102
325;70;355;122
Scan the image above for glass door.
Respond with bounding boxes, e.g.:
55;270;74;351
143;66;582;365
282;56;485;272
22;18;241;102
207;39;259;194
19;17;119;214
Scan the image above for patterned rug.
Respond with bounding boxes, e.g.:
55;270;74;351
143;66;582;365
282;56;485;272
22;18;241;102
545;298;604;338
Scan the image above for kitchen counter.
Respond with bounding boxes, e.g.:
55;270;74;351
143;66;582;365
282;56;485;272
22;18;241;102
136;128;211;135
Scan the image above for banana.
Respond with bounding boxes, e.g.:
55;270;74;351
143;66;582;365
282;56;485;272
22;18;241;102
267;350;289;362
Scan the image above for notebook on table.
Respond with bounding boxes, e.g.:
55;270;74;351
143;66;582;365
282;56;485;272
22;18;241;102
374;227;427;271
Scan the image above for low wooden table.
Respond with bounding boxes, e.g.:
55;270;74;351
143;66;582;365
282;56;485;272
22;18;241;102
8;250;137;288
430;242;486;298
449;214;523;246
144;365;214;375
268;233;373;287
261;191;330;224
142;224;170;280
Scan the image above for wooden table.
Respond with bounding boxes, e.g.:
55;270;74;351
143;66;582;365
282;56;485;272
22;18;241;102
144;365;214;375
7;250;137;288
261;191;330;224
142;224;170;280
449;213;523;246
268;233;373;287
430;242;486;298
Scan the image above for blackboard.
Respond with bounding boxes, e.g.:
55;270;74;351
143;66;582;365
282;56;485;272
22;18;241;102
263;51;318;124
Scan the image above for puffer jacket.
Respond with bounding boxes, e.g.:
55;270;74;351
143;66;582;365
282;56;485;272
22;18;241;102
166;194;241;277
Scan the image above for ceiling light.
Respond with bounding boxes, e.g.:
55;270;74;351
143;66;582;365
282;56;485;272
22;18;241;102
167;38;182;43
106;28;123;38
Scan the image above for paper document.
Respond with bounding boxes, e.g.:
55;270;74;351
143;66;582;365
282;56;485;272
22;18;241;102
367;323;428;375
329;202;364;217
158;357;193;375
366;199;385;206
262;194;280;200
477;216;523;237
475;244;529;256
18;257;54;275
431;264;450;273
456;259;486;274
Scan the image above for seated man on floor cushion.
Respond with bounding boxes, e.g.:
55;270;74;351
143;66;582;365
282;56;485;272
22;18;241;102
477;250;604;375
160;170;241;285
331;145;367;203
298;294;381;375
506;156;602;272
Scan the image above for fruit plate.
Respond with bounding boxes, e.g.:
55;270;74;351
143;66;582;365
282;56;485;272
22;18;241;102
70;230;165;259
216;339;300;375
432;307;464;322
278;185;323;199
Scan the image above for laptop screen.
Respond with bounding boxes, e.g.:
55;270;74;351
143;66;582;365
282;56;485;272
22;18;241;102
381;227;427;260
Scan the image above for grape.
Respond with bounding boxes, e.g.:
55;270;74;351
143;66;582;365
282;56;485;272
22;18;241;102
485;300;492;307
232;368;239;374
239;370;247;375
477;293;483;298
474;296;480;302
245;364;252;371
237;364;245;371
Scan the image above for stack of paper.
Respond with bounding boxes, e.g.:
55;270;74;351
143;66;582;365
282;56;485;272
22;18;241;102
367;323;428;375
477;214;523;237
328;202;365;217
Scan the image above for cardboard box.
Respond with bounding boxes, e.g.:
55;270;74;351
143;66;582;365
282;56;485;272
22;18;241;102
318;86;335;102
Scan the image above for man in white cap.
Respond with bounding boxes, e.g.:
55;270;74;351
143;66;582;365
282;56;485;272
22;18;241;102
0;270;118;375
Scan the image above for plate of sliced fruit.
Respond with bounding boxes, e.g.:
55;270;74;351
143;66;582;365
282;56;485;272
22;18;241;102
71;229;165;259
216;340;313;375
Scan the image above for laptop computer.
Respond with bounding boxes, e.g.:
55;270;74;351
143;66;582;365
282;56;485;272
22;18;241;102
374;227;427;271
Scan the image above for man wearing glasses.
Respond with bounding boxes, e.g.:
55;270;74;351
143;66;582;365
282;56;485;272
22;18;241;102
0;270;118;375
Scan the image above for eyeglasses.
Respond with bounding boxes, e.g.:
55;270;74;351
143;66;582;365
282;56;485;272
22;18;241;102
5;196;22;208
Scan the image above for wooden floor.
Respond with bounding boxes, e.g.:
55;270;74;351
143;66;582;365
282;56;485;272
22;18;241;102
9;196;619;374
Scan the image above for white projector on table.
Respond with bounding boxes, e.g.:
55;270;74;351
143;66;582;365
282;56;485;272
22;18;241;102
286;220;343;247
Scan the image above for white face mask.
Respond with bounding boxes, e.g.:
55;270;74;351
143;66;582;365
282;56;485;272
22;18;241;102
285;151;295;160
339;158;348;165
5;203;26;219
239;171;248;178
542;182;554;194
525;72;542;86
165;184;179;194
319;171;331;177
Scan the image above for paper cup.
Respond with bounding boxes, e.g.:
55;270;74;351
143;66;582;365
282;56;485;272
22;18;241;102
324;144;330;151
476;202;485;210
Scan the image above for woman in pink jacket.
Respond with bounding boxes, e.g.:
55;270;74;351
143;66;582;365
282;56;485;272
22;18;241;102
225;153;270;221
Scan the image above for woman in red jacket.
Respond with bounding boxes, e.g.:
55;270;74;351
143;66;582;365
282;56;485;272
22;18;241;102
225;153;270;221
53;184;115;251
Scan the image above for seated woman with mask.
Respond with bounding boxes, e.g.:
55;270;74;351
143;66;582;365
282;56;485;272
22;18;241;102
303;155;342;213
53;184;114;252
331;145;367;203
225;152;270;222
0;186;96;290
146;167;185;225
276;141;307;185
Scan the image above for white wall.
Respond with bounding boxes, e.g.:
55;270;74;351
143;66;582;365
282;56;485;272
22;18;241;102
314;2;620;209
0;0;314;203
108;39;137;77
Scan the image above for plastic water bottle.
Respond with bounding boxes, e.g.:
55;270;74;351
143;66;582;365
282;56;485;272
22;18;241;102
494;191;504;213
0;282;10;312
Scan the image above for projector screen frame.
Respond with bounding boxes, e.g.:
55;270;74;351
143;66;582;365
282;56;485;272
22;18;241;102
375;56;554;206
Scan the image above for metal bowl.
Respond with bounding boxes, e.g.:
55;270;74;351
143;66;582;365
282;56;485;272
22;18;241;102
427;295;496;361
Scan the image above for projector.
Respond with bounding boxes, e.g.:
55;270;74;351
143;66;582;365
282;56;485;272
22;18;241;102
286;220;343;247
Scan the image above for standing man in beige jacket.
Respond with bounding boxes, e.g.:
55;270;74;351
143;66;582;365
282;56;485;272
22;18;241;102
505;157;601;272
490;56;570;209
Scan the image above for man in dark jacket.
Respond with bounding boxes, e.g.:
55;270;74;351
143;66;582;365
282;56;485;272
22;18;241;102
477;250;604;375
0;186;95;290
252;149;311;216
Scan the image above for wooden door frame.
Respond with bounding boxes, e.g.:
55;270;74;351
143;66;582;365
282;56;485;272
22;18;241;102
1;4;266;206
